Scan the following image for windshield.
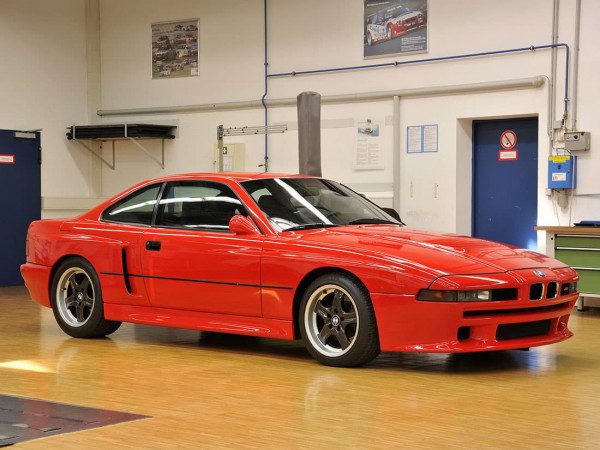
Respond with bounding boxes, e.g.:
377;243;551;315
241;178;401;232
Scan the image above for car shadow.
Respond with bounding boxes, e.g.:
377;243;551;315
125;323;585;373
197;331;312;361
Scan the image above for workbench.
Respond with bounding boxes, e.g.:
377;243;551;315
536;226;600;310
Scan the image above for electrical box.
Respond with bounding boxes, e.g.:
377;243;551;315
213;143;245;172
548;155;576;189
564;131;590;151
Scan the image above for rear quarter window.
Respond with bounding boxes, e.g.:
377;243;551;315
101;184;162;225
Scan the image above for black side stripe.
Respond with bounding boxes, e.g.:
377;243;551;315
100;271;293;291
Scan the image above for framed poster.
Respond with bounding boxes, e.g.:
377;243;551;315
151;19;199;79
364;0;428;59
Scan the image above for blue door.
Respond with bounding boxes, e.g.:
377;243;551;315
0;130;41;286
473;118;538;249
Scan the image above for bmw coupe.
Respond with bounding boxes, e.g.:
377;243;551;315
21;173;579;366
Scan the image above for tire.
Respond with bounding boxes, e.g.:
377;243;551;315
299;273;380;367
367;33;373;46
386;26;392;40
50;257;121;338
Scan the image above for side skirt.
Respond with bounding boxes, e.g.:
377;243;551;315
104;304;295;340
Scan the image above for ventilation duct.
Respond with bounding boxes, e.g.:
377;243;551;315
297;91;322;177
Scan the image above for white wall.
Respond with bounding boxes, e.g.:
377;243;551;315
0;0;92;218
6;0;599;237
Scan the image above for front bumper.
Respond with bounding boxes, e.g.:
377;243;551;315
371;268;579;353
372;293;576;352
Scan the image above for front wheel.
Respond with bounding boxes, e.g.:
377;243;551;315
51;257;121;338
299;273;380;367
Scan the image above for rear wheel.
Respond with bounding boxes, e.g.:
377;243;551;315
51;257;121;338
299;273;380;367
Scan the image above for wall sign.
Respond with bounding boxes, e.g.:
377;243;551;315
498;149;518;161
407;124;438;153
151;19;199;79
500;130;517;149
498;130;518;161
355;119;384;170
0;154;16;164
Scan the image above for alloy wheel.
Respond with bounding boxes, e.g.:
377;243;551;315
304;284;359;357
56;267;95;327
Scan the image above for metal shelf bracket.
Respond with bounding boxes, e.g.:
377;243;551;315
74;140;116;170
127;137;165;169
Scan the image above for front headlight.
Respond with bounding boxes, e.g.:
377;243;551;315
417;289;492;302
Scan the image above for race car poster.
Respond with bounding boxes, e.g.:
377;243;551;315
364;0;428;59
151;19;199;79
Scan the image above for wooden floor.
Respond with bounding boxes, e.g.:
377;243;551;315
2;286;600;449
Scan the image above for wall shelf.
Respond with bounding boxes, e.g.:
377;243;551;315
66;124;176;170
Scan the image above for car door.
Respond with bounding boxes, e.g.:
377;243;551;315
94;182;163;306
141;179;263;316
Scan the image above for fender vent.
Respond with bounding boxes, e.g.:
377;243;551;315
121;248;132;294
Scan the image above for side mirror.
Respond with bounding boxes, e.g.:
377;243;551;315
382;207;402;222
229;215;260;235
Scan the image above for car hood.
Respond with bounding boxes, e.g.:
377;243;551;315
292;225;565;277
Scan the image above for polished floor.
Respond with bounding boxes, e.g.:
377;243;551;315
2;286;600;449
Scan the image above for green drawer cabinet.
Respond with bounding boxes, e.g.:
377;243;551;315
555;235;600;249
536;227;600;307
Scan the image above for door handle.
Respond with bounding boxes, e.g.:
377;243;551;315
146;240;161;251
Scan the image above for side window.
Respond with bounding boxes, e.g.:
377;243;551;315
101;184;161;225
155;181;245;231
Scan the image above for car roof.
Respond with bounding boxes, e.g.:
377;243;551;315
141;172;316;184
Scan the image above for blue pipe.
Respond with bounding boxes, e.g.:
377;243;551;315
268;43;570;115
261;0;269;172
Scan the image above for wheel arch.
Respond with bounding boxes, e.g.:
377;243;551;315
292;267;370;339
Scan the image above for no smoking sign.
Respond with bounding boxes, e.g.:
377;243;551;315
500;130;517;149
498;130;518;161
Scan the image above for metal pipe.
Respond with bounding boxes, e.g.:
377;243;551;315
261;0;269;171
392;96;401;213
268;43;570;115
572;0;581;130
98;76;545;116
548;0;559;139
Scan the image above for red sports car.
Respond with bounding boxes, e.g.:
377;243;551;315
21;173;579;367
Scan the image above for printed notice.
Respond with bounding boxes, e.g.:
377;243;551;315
355;120;384;170
407;126;422;153
407;124;438;153
423;125;438;152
